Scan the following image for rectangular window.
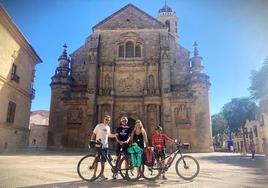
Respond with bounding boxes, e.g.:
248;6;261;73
11;64;20;83
119;46;124;57
253;126;258;137
6;101;16;123
11;64;16;76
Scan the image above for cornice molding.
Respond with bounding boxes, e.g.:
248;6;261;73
0;5;42;64
0;75;32;100
94;28;168;33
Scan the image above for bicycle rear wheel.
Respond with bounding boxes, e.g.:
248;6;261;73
77;154;104;181
141;160;161;180
119;156;141;181
175;155;200;180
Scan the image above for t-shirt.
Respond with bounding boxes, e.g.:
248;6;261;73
116;126;132;142
93;123;111;148
133;132;145;149
152;133;171;150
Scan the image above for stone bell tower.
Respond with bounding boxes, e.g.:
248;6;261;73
48;44;71;148
157;2;179;41
190;42;213;152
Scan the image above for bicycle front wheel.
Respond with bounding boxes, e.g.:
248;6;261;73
77;154;104;181
175;155;200;180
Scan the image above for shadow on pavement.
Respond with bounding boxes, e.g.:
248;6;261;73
0;150;93;156
20;178;194;188
197;154;268;174
1;149;119;157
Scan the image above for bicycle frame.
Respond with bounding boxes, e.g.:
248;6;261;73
95;148;121;170
158;144;184;169
141;144;199;181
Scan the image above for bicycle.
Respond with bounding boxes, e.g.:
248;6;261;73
141;141;200;180
77;140;140;181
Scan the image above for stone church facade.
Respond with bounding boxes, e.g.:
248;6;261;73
48;4;213;152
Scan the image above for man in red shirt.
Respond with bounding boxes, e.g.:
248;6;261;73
152;125;175;180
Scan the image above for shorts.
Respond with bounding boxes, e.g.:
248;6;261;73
154;150;165;161
116;143;129;156
100;148;108;162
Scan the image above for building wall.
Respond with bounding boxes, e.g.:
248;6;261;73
28;111;49;149
0;6;41;152
29;124;48;148
233;120;266;154
30;113;49;126
48;4;213;152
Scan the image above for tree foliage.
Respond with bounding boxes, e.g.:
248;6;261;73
249;58;268;100
211;112;227;136
249;58;268;113
222;98;257;132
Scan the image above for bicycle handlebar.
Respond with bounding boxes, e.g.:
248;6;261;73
89;139;103;149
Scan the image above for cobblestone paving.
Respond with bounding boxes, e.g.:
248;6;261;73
0;152;267;188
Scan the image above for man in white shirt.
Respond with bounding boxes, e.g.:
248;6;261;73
91;115;115;180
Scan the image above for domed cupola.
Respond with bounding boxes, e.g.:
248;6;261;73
158;4;173;14
157;1;178;40
51;44;71;83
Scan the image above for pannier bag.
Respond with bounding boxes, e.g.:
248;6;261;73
142;147;155;166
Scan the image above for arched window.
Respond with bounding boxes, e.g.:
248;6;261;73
135;45;141;57
149;75;154;89
119;45;124;57
165;20;170;32
126;41;134;57
175;21;177;33
104;74;110;90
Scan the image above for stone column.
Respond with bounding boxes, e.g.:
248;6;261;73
144;104;148;131
144;62;148;95
86;33;100;131
98;104;102;123
159;32;172;137
111;61;116;132
190;42;213;152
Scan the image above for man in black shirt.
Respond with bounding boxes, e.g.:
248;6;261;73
113;116;132;179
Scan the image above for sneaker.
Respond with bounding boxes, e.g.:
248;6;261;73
162;175;167;180
112;173;118;180
100;175;108;180
91;175;96;180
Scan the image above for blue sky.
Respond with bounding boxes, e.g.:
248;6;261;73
1;0;268;115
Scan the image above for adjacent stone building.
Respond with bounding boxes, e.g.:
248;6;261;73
0;5;42;152
28;110;49;149
232;120;264;153
48;4;213;152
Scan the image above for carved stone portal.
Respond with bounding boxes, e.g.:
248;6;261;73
117;74;143;93
67;109;83;123
174;104;191;124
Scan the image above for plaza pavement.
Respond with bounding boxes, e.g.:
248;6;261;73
0;151;267;188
